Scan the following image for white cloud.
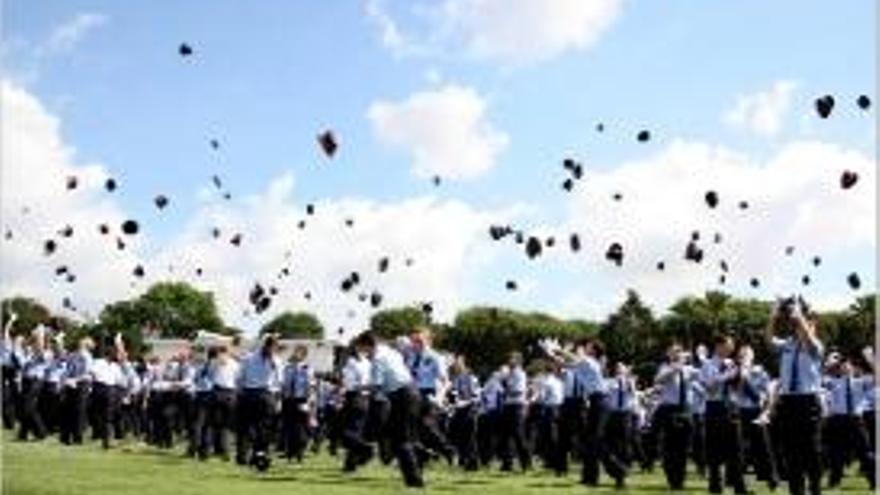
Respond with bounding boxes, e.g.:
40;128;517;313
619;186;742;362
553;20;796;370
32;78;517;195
41;13;108;55
554;138;875;314
365;0;624;65
0;80;522;338
367;84;509;180
723;80;798;137
0;80;143;319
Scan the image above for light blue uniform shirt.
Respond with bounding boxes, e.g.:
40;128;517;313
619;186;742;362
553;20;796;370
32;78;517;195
45;355;68;384
452;373;480;405
773;337;824;395
342;356;371;391
737;365;770;409
824;375;866;416
562;367;578;398
238;352;283;391
503;367;528;405
284;362;312;399
23;350;53;380
91;358;123;386
700;357;738;403
64;350;93;385
211;359;240;390
408;349;446;392
538;374;564;407
861;375;876;412
480;376;504;412
606;376;637;412
370;344;413;394
573;356;607;397
656;364;700;408
193;361;214;393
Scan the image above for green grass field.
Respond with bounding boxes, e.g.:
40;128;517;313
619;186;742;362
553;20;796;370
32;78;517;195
0;432;870;495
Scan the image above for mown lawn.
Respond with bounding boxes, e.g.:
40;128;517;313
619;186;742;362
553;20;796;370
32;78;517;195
0;432;869;495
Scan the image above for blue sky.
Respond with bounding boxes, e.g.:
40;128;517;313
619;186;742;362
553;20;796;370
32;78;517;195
2;0;876;335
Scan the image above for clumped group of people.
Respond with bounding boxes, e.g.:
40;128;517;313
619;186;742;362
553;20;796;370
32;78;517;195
1;298;876;495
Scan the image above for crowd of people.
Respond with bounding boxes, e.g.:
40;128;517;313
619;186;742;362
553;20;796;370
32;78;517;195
1;298;876;495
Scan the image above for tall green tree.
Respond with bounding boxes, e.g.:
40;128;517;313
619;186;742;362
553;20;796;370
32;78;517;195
260;311;324;339
600;290;660;381
97;282;226;353
369;306;430;340
1;296;52;336
443;307;591;376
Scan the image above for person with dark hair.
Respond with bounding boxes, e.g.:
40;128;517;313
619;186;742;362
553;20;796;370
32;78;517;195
60;337;93;444
699;334;748;494
1;313;22;430
281;344;313;463
209;345;239;460
533;360;563;473
449;356;481;471
477;366;505;467
41;336;67;435
406;327;455;465
340;347;372;472
606;362;638;470
18;327;52;441
654;342;701;490
190;347;216;460
89;341;124;449
543;338;626;488
236;334;283;471
764;299;825;495
556;342;583;476
858;347;876;455
354;332;424;487
822;355;875;490
498;351;531;473
735;343;778;491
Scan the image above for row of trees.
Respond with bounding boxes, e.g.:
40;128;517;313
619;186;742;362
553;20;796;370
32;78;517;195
1;283;875;382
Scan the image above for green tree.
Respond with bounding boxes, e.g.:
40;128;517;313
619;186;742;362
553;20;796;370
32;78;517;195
369;306;430;340
600;290;660;381
136;282;224;338
97;282;225;352
442;307;590;376
1;296;52;336
260;311;324;339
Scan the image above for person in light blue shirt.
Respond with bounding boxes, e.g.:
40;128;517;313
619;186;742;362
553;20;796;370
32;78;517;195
478;366;505;467
735;344;778;491
189;347;216;460
653;342;700;490
605;362;638;473
235;335;283;470
281;344;313;462
822;357;875;489
60;337;93;444
340;350;374;473
406;327;454;464
699;334;748;495
763;297;824;495
1;313;24;430
534;362;564;473
448;356;481;471
498;352;531;473
354;332;423;488
209;346;239;460
858;347;876;454
18;329;52;441
41;338;67;435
